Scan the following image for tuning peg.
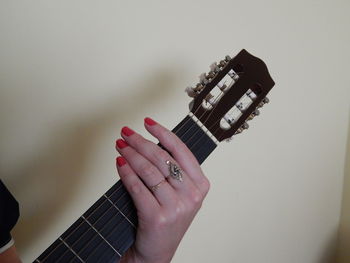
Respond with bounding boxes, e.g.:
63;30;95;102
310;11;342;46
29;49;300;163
207;71;216;79
247;109;260;121
225;55;232;62
225;136;233;142
257;97;270;108
235;127;243;135
242;122;249;130
194;83;204;92
185;86;197;98
219;60;226;67
188;100;194;110
210;62;220;73
199;73;207;82
262;97;270;104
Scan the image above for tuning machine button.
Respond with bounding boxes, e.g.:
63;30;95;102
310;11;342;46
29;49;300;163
225;136;233;142
210;62;220;73
185;86;197;98
257;97;269;108
219;60;226;68
242;122;249;130
225;55;231;62
247;109;260;121
188;100;194;110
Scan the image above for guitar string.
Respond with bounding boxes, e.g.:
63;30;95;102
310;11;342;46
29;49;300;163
38;68;228;262
77;124;211;262
74;100;231;261
68;192;136;262
180;72;244;152
37;67;236;262
54;187;133;262
39;182;127;262
83;198;137;261
190;90;262;152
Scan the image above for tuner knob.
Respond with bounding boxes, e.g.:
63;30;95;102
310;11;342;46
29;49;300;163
210;62;220;73
219;60;226;67
194;83;204;92
185;86;197;98
235;128;243;135
225;55;231;62
188;100;194;110
225;136;233;142
199;73;207;82
247;109;260;121
207;71;216;79
257;97;270;108
242;122;249;130
263;97;270;104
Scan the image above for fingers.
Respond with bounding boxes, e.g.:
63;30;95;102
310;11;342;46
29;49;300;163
143;117;210;196
120;127;194;191
116;138;178;207
116;156;158;217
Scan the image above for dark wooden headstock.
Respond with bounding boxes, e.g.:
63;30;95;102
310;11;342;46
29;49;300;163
186;49;275;142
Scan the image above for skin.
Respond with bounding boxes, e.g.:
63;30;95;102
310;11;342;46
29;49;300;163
117;118;210;263
0;118;210;263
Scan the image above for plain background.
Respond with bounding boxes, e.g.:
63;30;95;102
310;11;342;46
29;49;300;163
1;0;349;262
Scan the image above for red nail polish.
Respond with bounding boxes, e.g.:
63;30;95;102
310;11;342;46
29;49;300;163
144;117;157;126
116;157;126;167
121;126;134;136
116;139;128;149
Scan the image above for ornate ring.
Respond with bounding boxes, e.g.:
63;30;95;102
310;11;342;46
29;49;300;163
150;179;166;192
166;160;183;182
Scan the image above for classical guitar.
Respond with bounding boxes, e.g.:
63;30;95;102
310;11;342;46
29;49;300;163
33;49;275;262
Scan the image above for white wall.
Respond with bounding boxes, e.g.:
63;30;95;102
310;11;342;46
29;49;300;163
1;1;349;262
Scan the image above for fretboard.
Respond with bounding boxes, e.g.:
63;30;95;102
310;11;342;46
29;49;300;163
34;115;217;263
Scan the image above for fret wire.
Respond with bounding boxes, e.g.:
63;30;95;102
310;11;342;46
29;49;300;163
35;182;125;262
64;194;133;262
67;190;136;262
85;201;137;260
83;200;137;261
104;194;135;228
35;114;215;262
58;237;85;263
81;215;122;257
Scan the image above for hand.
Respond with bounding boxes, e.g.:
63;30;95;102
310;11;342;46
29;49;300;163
115;118;210;263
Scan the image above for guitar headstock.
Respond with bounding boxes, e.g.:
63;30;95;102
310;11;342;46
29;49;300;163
186;49;275;142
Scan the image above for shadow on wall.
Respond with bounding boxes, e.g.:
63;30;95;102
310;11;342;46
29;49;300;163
335;112;350;263
4;67;183;256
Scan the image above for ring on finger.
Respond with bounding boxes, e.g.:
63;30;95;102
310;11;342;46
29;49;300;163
150;178;167;192
166;160;183;182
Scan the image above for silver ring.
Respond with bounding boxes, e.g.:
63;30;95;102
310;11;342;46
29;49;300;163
166;160;183;182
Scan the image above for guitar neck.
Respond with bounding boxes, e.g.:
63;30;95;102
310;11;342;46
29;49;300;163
34;115;217;263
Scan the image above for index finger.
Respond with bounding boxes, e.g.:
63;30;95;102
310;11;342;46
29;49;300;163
143;117;206;185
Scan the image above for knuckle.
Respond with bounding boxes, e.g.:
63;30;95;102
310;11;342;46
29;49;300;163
201;177;211;194
129;182;142;195
155;150;170;162
140;163;158;178
190;189;204;208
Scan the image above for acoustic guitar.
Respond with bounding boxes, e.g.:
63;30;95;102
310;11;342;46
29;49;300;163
33;49;275;262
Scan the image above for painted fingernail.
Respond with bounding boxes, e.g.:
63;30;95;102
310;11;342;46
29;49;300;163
144;117;157;126
121;126;134;136
116;139;128;149
116;156;127;167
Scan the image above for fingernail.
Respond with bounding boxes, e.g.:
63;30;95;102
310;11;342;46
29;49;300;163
116;156;126;167
121;126;134;136
116;139;128;149
144;117;157;126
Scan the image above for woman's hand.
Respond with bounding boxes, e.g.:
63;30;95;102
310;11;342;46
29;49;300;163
115;117;210;263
